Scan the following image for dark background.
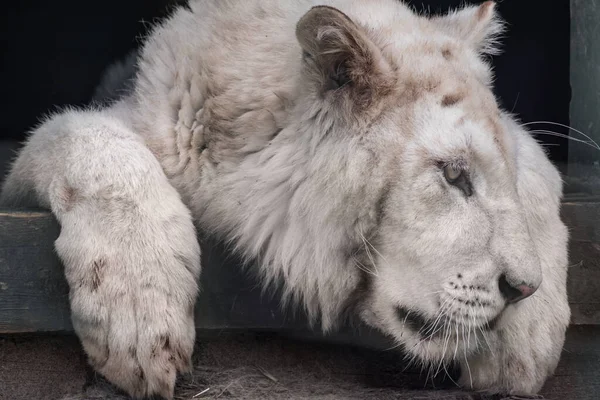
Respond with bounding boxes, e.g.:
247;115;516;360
0;0;571;163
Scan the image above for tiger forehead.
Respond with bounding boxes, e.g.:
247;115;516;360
376;38;504;144
397;77;443;103
375;35;492;105
390;76;508;159
392;73;471;109
381;53;472;105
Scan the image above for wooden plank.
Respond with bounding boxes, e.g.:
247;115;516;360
0;198;599;334
0;211;72;333
570;0;600;166
540;325;600;400
561;200;600;325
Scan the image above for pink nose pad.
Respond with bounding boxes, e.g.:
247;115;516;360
514;284;537;301
498;274;539;304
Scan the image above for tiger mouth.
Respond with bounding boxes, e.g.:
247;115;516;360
395;306;500;340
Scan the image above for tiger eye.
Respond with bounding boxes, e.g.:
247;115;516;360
443;164;462;182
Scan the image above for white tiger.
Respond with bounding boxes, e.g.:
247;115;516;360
0;0;570;398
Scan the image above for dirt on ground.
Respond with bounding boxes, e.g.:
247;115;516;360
0;332;544;400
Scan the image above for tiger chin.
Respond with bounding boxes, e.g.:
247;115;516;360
0;0;570;398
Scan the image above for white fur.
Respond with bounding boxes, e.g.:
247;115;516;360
1;108;201;398
1;1;569;398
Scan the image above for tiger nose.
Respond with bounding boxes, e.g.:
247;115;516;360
498;274;538;304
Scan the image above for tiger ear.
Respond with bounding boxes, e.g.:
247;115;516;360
295;6;393;108
434;1;505;55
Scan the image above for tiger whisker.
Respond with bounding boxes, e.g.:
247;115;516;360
522;120;600;149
